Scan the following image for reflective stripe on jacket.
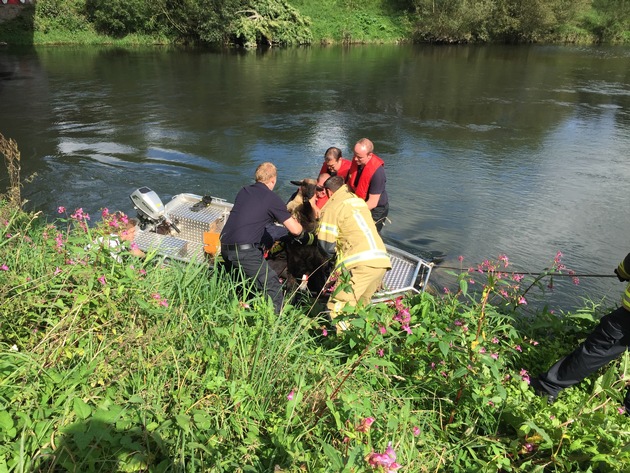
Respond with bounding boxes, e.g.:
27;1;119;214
317;184;391;271
618;253;630;310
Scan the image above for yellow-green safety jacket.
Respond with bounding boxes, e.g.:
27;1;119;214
317;184;391;271
617;253;630;311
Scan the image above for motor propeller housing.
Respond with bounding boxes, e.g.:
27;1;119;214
130;187;165;222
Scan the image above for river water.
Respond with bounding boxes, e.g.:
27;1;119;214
1;44;629;311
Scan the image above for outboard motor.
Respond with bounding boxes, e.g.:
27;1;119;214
130;187;180;233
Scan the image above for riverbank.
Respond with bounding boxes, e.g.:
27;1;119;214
0;0;627;47
2;130;630;470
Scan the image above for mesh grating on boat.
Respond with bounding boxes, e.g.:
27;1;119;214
133;231;207;264
373;244;433;301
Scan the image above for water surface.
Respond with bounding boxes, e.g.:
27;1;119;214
1;44;629;310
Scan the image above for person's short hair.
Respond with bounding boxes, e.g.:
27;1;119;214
255;162;277;183
324;147;342;162
355;138;374;154
323;175;344;192
317;172;330;190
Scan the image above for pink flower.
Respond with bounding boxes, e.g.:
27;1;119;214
498;254;509;267
287;390;295;401
413;426;420;436
458;255;464;262
618;407;626;415
515;345;522;352
101;208;109;218
443;287;450;294
520;368;530;384
98;275;107;285
159;299;169;307
57;206;66;213
492;337;499;344
356;417;375;433
322;327;328;337
518;296;527;305
379;325;386;335
0;264;8;271
378;348;384;357
367;442;401;472
53;267;62;275
490;353;499;360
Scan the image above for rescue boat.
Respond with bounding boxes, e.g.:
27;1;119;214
129;187;433;302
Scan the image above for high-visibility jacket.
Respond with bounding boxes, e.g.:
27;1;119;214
616;253;630;310
317;184;391;271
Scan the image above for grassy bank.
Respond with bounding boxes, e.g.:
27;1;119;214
1;145;630;470
2;0;627;47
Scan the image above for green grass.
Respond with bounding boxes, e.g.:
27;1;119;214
292;0;412;44
2;199;630;472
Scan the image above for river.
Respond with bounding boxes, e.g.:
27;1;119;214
1;44;629;311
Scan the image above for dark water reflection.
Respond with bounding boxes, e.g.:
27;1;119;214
1;44;629;311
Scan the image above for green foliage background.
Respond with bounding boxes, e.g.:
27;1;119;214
1;0;629;45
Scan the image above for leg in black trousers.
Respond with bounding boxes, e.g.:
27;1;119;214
221;246;284;314
536;306;630;403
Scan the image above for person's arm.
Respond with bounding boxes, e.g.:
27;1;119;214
317;238;336;258
365;193;381;210
616;253;630;281
316;217;337;257
365;166;385;210
282;216;303;236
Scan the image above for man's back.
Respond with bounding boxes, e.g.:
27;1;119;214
318;184;390;270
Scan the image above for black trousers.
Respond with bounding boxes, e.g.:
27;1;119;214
538;306;630;407
371;202;389;234
221;245;284;314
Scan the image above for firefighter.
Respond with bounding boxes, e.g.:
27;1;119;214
317;175;391;331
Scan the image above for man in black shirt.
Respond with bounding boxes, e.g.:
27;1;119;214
220;162;304;314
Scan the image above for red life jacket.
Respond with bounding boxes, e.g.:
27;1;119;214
319;158;352;180
346;154;384;200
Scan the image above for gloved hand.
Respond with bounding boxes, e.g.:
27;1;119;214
293;231;315;245
615;268;629;282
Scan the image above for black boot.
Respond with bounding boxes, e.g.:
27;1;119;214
530;377;557;405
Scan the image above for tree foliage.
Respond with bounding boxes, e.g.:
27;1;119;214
34;0;90;34
228;0;312;47
16;0;630;45
147;0;311;47
411;0;592;43
85;0;163;37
